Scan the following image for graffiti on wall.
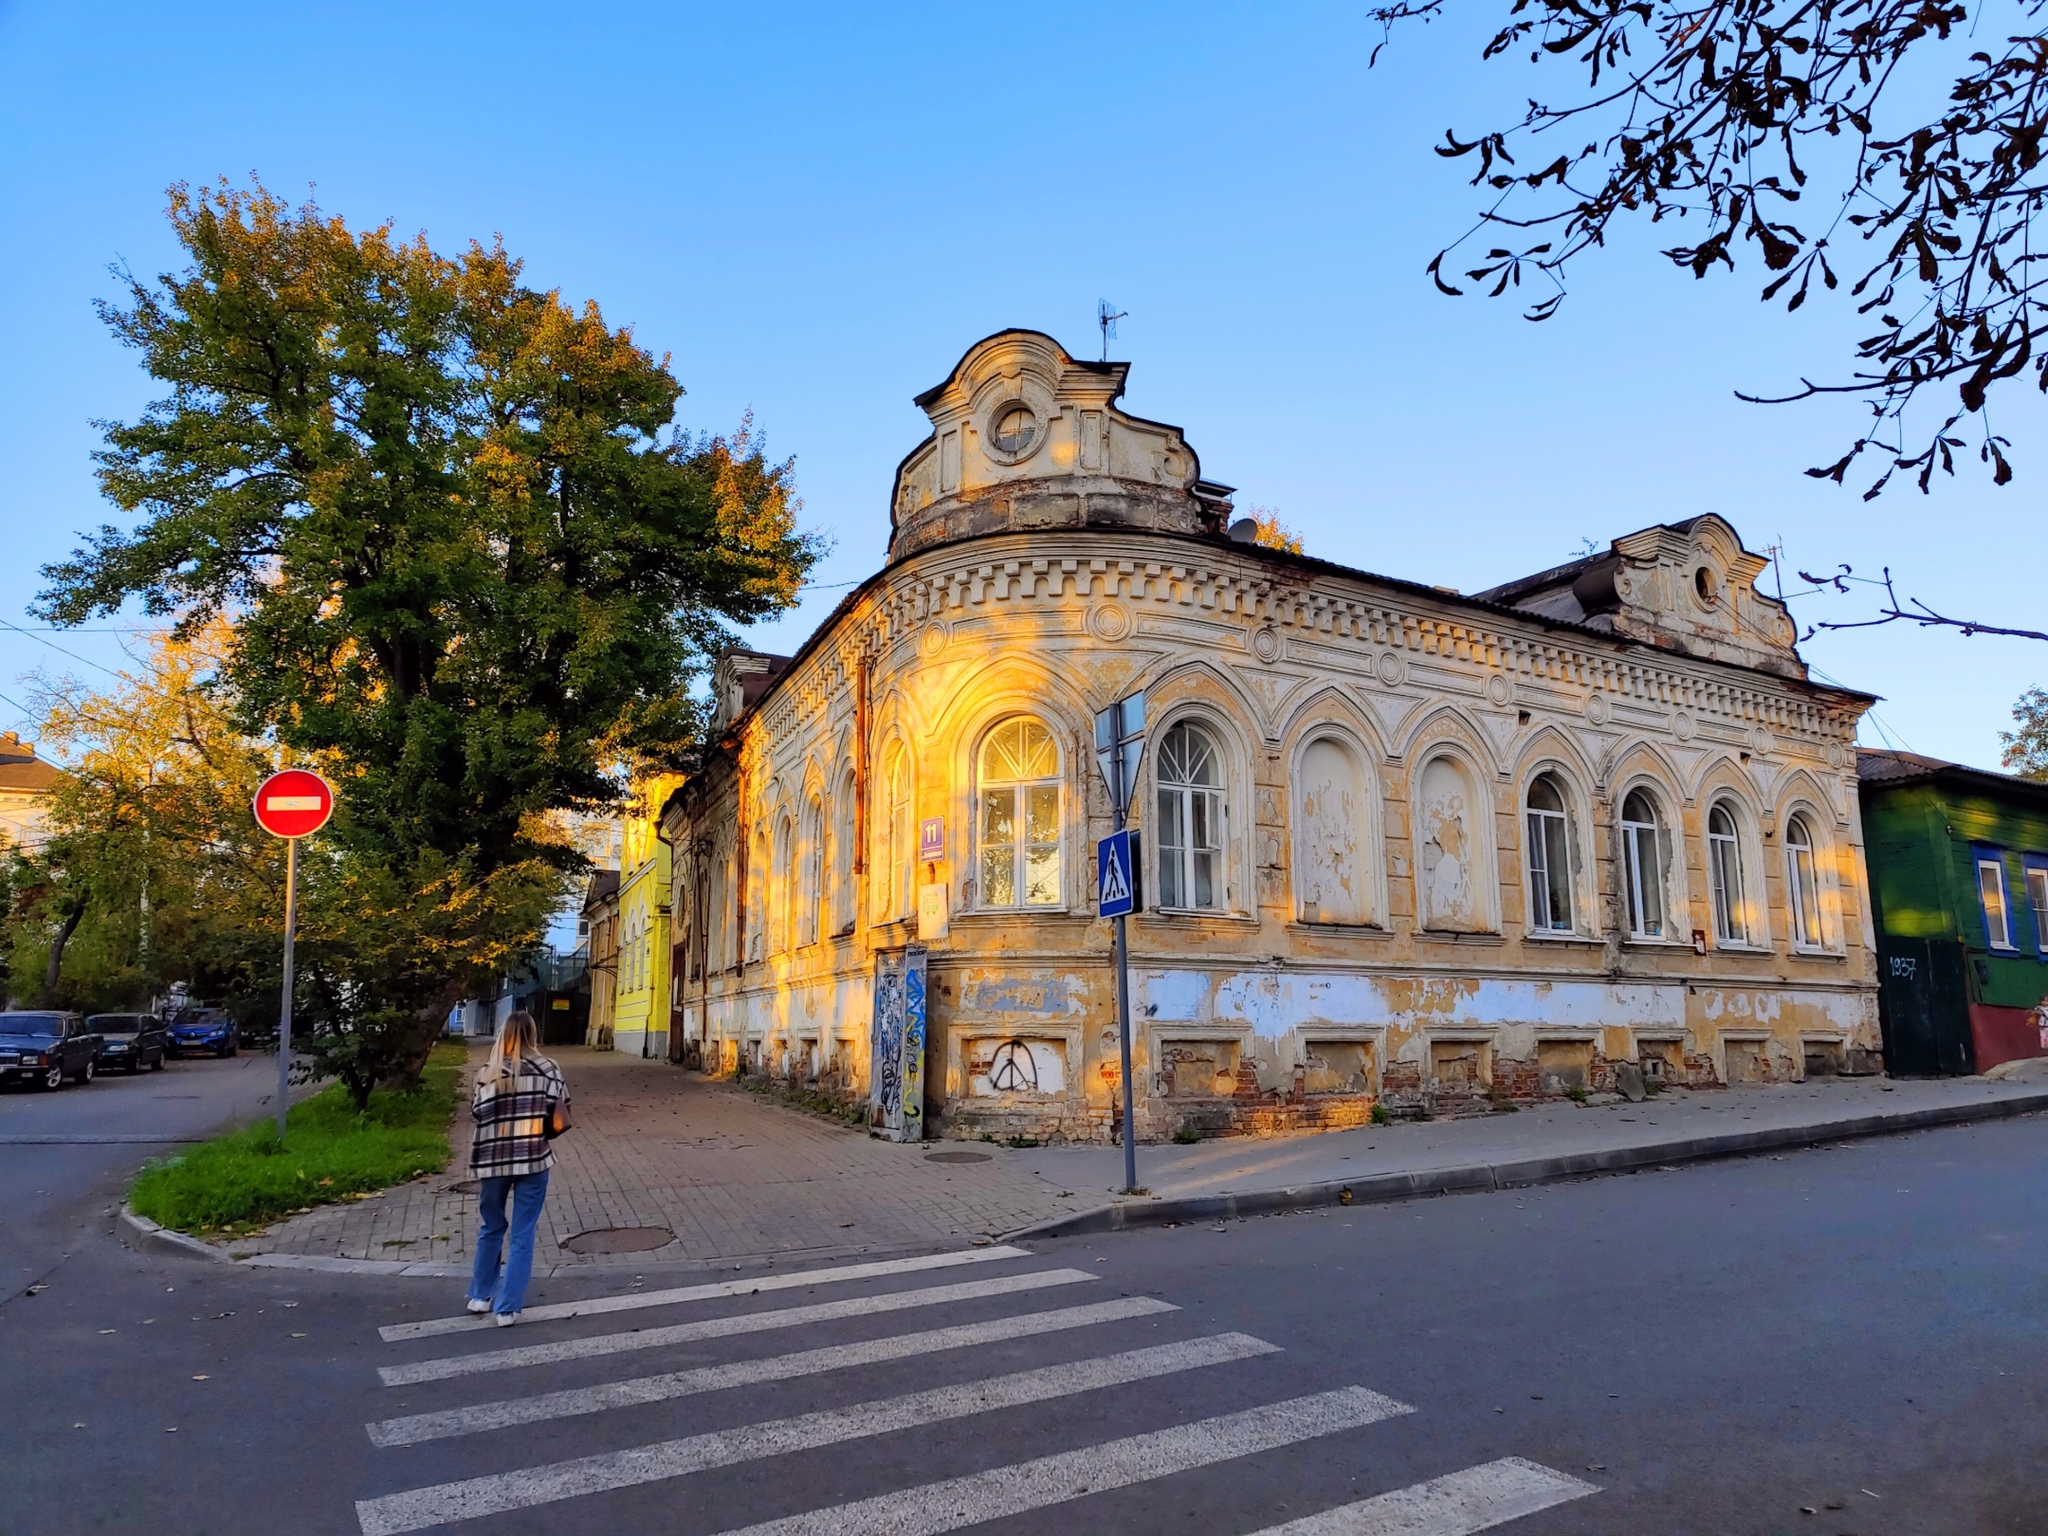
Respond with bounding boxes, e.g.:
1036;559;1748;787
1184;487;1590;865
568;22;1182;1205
868;945;929;1141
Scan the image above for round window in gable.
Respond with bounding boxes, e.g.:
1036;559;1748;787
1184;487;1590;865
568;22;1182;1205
989;403;1040;459
1693;565;1720;606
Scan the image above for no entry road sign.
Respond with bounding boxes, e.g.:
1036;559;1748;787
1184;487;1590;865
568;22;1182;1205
253;769;334;839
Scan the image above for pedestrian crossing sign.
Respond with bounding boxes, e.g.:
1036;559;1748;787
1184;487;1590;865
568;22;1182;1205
1097;830;1140;917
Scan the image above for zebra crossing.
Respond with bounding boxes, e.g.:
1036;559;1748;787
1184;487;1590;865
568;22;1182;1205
356;1245;1597;1536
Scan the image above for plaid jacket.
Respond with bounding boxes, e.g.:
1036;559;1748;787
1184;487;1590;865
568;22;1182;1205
469;1055;566;1178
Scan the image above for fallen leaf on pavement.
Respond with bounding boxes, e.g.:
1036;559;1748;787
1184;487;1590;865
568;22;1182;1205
192;1374;209;1381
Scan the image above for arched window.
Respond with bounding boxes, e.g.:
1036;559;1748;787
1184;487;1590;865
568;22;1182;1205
830;766;857;935
747;819;770;961
1525;772;1574;932
1707;801;1748;944
800;793;823;945
1296;736;1369;924
1621;788;1669;939
1785;812;1823;948
978;717;1062;908
1156;721;1225;911
877;744;912;922
771;813;796;954
1418;755;1486;932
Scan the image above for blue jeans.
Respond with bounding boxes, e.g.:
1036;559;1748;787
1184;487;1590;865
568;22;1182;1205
470;1170;550;1315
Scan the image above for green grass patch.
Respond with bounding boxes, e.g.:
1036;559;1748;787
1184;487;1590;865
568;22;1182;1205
130;1042;468;1237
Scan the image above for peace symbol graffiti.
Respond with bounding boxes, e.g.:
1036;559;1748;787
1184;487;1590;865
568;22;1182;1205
987;1040;1038;1093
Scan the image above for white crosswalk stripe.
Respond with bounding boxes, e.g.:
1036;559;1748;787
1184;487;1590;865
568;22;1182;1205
355;1333;1281;1535
367;1294;1178;1446
378;1244;1034;1342
707;1388;1417;1536
1241;1458;1598;1535
357;1248;1600;1536
378;1266;1097;1386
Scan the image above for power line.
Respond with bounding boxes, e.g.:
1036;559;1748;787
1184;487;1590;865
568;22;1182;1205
0;617;123;677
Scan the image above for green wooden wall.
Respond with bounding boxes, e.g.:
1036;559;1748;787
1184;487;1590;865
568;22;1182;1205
1862;778;2048;1011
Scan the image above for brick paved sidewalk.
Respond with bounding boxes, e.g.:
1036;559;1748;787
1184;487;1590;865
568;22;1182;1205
219;1046;1092;1272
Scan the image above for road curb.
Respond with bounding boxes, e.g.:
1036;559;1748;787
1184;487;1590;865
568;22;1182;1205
1000;1086;2048;1241
119;1205;234;1264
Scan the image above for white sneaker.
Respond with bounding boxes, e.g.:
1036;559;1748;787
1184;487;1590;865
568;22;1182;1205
466;1298;491;1316
493;1311;521;1327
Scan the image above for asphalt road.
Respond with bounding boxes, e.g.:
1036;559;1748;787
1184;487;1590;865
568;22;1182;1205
1;1047;296;1295
3;1108;2044;1535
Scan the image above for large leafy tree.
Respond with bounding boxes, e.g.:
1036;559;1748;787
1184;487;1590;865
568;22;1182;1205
1375;0;2048;495
39;180;818;875
35;180;818;1080
8;626;565;1104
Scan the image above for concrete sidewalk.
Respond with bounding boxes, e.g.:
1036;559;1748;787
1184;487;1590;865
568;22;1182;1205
189;1048;2048;1275
1007;1069;2048;1235
213;1046;1094;1276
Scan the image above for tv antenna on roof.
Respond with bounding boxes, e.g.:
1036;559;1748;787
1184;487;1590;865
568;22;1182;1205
1097;300;1127;362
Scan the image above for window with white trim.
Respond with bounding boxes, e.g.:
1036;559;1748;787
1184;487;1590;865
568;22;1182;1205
978;717;1062;908
1785;813;1825;949
1707;802;1748;944
1979;854;2015;949
1525;773;1574;932
877;745;912;921
1621;788;1669;939
2028;864;2048;955
1156;721;1225;911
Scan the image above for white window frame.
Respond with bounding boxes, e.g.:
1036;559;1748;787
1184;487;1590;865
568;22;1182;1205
1784;814;1826;951
1525;772;1575;933
2028;864;2048;956
1621;788;1670;940
1706;800;1749;945
1155;719;1227;913
1978;855;2015;950
975;716;1064;911
877;745;913;922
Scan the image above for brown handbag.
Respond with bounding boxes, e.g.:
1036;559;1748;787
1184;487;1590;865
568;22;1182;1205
546;1094;572;1140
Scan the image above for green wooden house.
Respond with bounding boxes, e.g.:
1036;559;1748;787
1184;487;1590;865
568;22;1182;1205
1858;749;2048;1076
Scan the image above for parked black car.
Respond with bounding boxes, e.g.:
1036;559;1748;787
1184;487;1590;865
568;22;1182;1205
89;1013;169;1073
166;1007;238;1058
0;1012;102;1090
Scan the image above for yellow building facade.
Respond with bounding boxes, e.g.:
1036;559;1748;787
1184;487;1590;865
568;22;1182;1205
606;775;683;1060
662;331;1882;1142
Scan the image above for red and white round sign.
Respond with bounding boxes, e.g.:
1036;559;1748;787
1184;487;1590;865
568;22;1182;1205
253;769;335;839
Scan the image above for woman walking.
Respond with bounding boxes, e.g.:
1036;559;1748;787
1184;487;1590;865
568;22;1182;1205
467;1010;568;1326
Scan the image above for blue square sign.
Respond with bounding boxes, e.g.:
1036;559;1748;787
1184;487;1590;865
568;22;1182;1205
1097;830;1139;918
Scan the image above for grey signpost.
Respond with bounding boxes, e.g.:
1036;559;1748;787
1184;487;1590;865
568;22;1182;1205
1095;693;1145;1194
252;769;334;1141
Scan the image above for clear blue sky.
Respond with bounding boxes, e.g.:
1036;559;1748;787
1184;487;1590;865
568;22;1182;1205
1;2;2036;768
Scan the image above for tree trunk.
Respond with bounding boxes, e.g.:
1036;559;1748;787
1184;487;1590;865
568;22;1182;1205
41;905;85;1007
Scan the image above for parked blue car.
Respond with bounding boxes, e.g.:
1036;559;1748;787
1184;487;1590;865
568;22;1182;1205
166;1007;239;1058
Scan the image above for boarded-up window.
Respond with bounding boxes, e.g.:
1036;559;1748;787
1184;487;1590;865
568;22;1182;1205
1297;737;1368;924
1417;755;1484;931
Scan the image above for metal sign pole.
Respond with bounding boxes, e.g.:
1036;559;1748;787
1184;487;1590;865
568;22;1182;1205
277;835;297;1140
1110;738;1139;1193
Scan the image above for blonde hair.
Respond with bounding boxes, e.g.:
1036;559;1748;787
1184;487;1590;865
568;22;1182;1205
483;1009;540;1084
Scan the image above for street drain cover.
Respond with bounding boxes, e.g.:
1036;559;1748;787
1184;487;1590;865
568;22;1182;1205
924;1151;993;1164
562;1226;675;1255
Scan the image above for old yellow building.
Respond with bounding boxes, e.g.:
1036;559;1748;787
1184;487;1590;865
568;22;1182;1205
605;775;684;1060
661;330;1881;1141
